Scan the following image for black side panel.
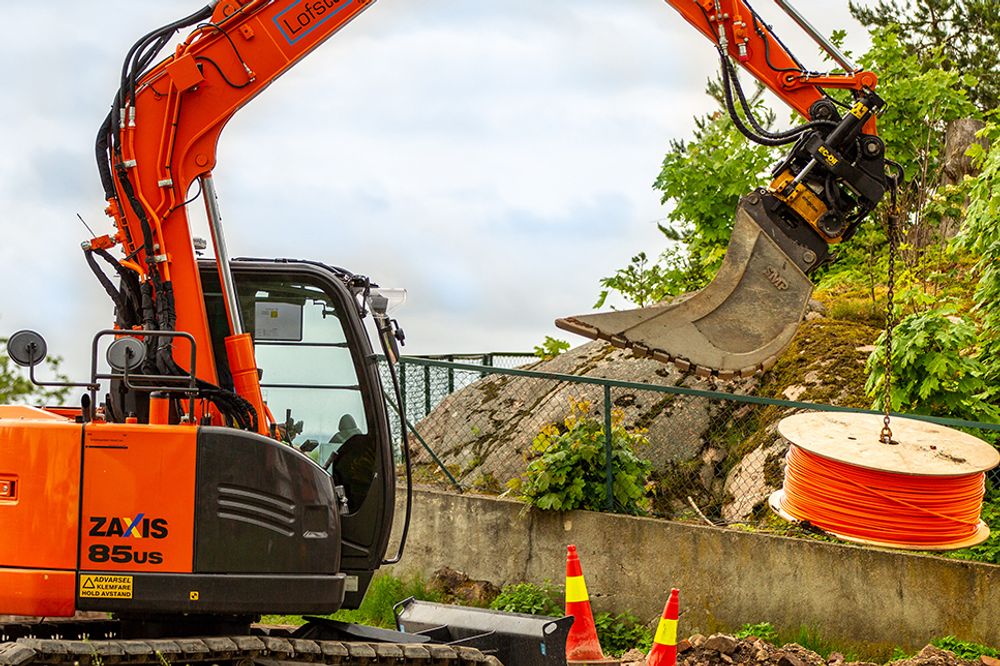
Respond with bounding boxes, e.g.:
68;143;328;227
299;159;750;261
194;427;340;575
77;572;345;614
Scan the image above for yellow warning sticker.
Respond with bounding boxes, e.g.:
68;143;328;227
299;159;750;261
80;574;133;599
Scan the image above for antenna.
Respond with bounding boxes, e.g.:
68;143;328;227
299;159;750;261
76;213;97;238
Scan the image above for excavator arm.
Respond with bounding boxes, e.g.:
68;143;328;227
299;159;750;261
86;0;892;436
556;0;892;378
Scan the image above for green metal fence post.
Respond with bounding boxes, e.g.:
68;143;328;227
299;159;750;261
399;361;408;440
447;355;455;394
423;365;432;417
604;384;614;512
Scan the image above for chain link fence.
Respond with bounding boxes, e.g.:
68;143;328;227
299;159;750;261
379;355;1000;533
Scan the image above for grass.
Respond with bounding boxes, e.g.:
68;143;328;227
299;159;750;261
735;622;1000;664
261;575;1000;664
261;572;444;629
737;622;860;660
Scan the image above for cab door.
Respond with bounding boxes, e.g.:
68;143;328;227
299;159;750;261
202;260;395;607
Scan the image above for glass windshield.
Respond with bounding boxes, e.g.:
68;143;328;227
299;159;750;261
203;265;380;513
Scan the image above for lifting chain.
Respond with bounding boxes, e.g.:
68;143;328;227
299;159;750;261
880;178;901;445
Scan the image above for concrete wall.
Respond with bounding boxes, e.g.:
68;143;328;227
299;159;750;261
388;489;1000;653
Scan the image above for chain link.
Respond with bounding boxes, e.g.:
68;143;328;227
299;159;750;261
880;180;900;445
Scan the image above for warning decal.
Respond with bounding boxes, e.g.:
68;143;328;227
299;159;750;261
80;575;133;599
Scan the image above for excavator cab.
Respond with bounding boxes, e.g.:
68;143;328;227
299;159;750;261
0;259;397;625
199;258;398;610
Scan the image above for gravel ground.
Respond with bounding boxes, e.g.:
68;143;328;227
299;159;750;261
619;634;995;666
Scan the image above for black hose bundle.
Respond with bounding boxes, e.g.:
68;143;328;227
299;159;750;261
716;47;837;147
91;4;260;431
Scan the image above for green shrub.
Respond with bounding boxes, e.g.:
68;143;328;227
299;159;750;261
735;622;779;642
931;636;1000;660
514;399;652;515
329;574;444;629
489;581;562;617
594;612;652;657
533;336;571;361
865;310;998;422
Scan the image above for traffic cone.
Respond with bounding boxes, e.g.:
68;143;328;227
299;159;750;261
647;588;680;666
564;544;610;663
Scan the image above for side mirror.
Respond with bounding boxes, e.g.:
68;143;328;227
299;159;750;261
7;330;48;368
106;337;147;372
299;439;320;453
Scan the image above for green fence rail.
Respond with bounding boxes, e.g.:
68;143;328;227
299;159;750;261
379;355;1000;520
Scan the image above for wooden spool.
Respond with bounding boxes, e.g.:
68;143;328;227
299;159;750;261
769;412;1000;551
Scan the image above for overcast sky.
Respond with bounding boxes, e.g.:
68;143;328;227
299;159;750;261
0;0;871;378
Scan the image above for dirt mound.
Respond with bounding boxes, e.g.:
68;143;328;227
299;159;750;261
620;634;982;666
428;567;500;608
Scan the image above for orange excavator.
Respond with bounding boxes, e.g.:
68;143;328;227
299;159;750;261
0;1;895;664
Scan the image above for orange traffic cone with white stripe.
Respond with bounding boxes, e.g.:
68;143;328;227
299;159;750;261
564;544;614;664
647;588;680;666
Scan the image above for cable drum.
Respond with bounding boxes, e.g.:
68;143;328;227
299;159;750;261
769;412;1000;551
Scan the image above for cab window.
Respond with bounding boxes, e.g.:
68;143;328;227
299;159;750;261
203;267;378;512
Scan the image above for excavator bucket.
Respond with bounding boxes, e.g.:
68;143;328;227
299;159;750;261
556;200;814;379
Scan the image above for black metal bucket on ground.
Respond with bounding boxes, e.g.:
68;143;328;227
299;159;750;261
394;598;572;666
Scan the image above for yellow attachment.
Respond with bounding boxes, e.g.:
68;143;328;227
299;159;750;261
769;171;842;243
850;101;870;120
654;618;678;646
566;575;589;604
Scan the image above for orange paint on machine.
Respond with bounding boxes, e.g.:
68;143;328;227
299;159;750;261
0;407;82;616
80;424;198;574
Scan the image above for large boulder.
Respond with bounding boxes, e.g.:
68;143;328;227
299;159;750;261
410;341;757;503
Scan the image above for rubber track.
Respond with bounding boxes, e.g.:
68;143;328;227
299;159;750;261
0;621;502;666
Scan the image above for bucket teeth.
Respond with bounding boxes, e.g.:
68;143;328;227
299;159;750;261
556;201;813;379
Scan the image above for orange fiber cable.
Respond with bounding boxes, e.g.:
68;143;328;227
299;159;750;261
781;445;987;547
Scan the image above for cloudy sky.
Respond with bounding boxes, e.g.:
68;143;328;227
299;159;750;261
0;0;870;378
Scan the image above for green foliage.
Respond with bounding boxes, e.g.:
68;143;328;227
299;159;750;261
331;574;443;628
652;108;776;281
865;310;998;421
489;581;653;657
513;398;652;515
594;249;691;309
735;622;779;642
594;612;652;657
814;25;978;289
931;635;1000;660
860;27;978;182
0;338;70;405
489;581;562;617
889;647;913;661
850;0;1000;112
328;573;444;628
259;573;444;629
533;337;571;361
955;122;1000;395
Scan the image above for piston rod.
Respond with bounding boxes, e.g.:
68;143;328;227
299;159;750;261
201;174;243;336
773;0;860;73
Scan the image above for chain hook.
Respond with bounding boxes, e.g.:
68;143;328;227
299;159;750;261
880;169;902;446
